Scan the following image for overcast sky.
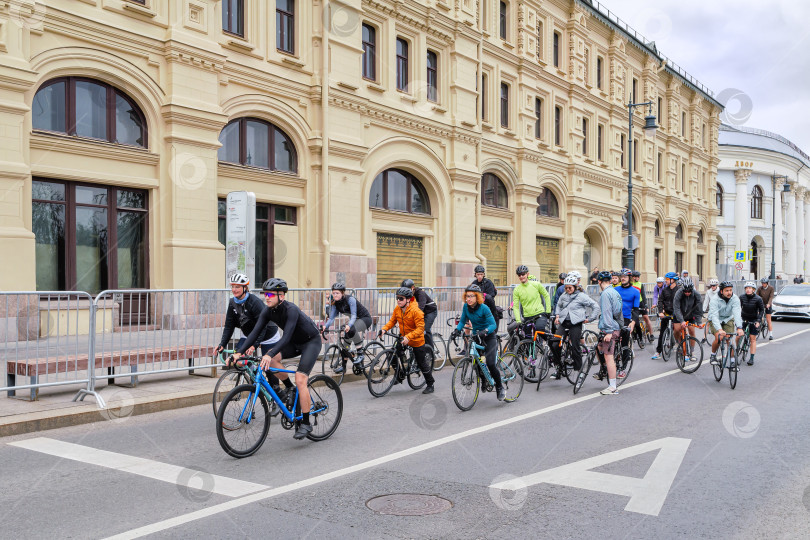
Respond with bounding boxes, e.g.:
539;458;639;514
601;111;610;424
600;0;810;153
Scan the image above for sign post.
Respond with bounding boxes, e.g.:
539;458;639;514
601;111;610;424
225;191;256;286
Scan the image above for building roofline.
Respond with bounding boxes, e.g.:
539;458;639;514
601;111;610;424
720;124;810;163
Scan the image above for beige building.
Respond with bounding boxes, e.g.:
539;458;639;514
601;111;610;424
0;0;722;294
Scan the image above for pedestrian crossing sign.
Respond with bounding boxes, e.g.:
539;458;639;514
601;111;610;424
734;250;746;262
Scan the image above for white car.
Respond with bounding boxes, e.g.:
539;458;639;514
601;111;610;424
771;285;810;320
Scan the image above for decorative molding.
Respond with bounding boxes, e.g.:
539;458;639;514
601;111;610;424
30;131;159;165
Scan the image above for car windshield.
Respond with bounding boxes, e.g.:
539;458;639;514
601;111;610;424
778;286;810;297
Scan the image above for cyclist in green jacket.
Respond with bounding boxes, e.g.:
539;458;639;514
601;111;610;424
512;265;551;329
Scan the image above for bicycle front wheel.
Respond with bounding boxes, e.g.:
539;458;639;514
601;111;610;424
581;330;600;353
661;328;673;361
675;336;704;374
431;334;448;371
216;384;271;458
713;341;725;382
367;349;397;397
359;340;386;377
407;350;427;390
213;369;247;419
306;375;343;441
498;353;524;402
565;346;588;385
573;350;594;395
321;345;345;386
515;339;540;383
616;348;634;387
451;357;479;411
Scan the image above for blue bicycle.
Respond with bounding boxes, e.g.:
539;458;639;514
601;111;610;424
215;357;343;458
450;334;523;411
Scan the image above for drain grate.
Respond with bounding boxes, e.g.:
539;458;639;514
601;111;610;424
366;493;453;516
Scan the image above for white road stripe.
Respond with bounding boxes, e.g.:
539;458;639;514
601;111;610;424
104;327;810;539
8;437;268;498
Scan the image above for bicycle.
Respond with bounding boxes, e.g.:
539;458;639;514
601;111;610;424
428;332;452;371
215;356;343;458
659;315;676;361
713;333;739;389
735;324;755;367
675;322;705;374
538;327;590;390
213;349;279;419
320;327;385;385
758;313;770;340
451;334;524;411
632;318;647;350
512;316;551;383
367;331;429;397
573;327;634;394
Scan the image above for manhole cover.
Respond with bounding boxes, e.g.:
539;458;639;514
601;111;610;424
366;493;452;516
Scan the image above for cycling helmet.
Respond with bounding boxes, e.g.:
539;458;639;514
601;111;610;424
631;270;641;278
564;275;578;286
681;277;694;291
760;277;769;283
229;273;249;286
621;269;632;277
665;271;679;280
559;272;568;280
474;265;486;274
611;271;620;277
568;270;582;280
744;281;757;289
396;287;414;298
597;270;613;282
656;277;665;283
400;279;415;288
331;282;346;292
465;283;482;293
709;278;719;286
516;265;529;275
719;281;734;291
262;278;288;292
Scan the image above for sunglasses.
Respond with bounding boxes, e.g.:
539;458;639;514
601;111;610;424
396;296;407;301
263;292;277;299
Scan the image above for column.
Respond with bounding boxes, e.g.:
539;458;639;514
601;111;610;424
785;185;797;277
773;187;783;277
733;169;751;255
805;191;810;277
797;187;806;278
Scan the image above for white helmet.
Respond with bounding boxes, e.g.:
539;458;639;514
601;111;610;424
564;275;579;286
229;273;249;286
709;278;719;286
656;277;665;283
568;270;582;280
744;281;756;289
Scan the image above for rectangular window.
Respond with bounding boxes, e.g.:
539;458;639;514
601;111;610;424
33;179;148;293
534;98;542;139
500;83;509;128
633;139;638;172
553;31;560;68
536;21;543;61
632;78;638;104
396;38;409;92
654;248;661;276
657;151;663;184
596;56;603;89
276;0;295;54
362;24;376;81
681;163;686;191
620;134;626;168
675;251;684;273
481;73;487;120
597;124;603;161
426;51;438;102
554;106;561;146
697;254;704;279
658;97;663;126
702;123;707;147
682;111;686;137
499;1;507;40
222;0;244;37
582;118;588;157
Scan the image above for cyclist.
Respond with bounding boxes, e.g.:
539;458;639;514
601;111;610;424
595;270;625;394
708;281;744;368
672;277;703;362
402;279;439;351
631;270;654;343
451;284;503;400
512;264;552;335
550;274;600;379
471;265;498;298
378;286;435;394
232;278;323;440
755;277;774;340
610;271;620;287
552;272;567;311
652;272;680;360
322;283;373;374
216;274;281;388
652;276;665;312
615;270;640;354
703;278;720;313
740;281;765;365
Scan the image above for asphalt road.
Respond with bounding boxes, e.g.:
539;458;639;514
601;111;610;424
2;320;810;539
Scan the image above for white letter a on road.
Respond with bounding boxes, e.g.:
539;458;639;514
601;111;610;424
490;437;691;516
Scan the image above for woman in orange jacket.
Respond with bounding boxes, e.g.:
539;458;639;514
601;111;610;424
378;286;435;393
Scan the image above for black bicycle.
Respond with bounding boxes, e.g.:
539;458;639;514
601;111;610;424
320;327;385;385
573;327;634;394
367;331;428;397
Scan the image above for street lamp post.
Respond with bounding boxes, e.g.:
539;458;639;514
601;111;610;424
770;173;791;280
623;101;658;271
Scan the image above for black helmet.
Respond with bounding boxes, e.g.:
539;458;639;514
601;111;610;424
516;265;529;275
631;270;641;278
597;270;613;282
400;279;415;288
395;287;413;298
719;281;734;291
474;265;485;274
558;272;568;280
262;278;288;292
611;271;620;277
465;283;482;293
331;282;346;292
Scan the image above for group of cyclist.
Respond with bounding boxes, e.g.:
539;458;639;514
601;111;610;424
216;263;779;438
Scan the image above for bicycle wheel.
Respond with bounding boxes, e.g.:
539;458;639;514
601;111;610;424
321;345;345;386
616;347;633;387
306;375;343;441
431;334;448;371
451;357;479;411
515;339;540;383
498;353;524;402
367;349;397;397
675;336;703;374
713;341;725;382
407;350;427;390
213;368;247;419
358;340;386;377
759;318;770;340
582;330;600;353
703;324;715;346
735;340;748;368
728;343;738;389
573;349;594;395
216;384;271;458
661;327;673;361
538;343;551;381
634;329;646;350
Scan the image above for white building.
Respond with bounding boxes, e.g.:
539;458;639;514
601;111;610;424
717;125;810;281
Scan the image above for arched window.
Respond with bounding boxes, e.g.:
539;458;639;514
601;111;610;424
369;168;430;215
697;228;704;244
536;187;559;217
218;118;297;173
716;183;724;216
481;173;508;209
675;222;684;240
32;77;147;148
750;185;763;219
621;212;638;232
655;219;661;237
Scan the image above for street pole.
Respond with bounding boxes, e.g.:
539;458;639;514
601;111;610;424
625;103;634;271
770;174;776;280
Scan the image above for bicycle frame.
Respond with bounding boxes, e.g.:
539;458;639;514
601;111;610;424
237;363;327;425
467;340;495;386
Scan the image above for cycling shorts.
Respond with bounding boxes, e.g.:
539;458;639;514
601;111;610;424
277;334;323;375
742;320;760;337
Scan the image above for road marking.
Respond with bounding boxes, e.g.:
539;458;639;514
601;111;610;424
105;327;810;539
490;437;691;516
8;437;268;498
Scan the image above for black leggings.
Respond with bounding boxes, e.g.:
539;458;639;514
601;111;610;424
657;316;671;353
423;310;437;350
277;334;323;375
482;333;502;388
552;320;583;370
410;344;435;385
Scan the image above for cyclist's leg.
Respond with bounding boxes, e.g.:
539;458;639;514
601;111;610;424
568;321;583;370
423;310;437;350
412;344;435;386
294;335;322;421
484;334;502;388
765;308;773;331
656;316;669;352
599;331;620;384
259;342;281;387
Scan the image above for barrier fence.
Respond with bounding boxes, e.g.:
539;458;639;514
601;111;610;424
0;279;788;408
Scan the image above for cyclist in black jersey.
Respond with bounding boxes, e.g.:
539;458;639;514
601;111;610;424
232;278;322;440
323;283;373;374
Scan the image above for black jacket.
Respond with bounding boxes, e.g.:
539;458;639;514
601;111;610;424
659;284;680;315
472;277;497;298
238;300;320;357
740;293;765;322
673;288;703;322
219;294;278;348
414;287;437;314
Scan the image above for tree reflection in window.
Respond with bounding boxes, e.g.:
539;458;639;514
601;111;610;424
482;173;508;209
536;187;559;217
369;169;430;215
